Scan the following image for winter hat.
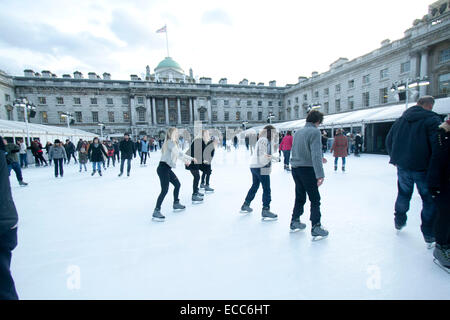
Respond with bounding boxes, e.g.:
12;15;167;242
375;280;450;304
54;139;61;144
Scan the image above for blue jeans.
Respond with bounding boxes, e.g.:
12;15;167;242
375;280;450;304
394;167;436;237
19;154;27;167
7;162;23;182
334;157;346;167
92;162;102;172
245;168;271;208
282;150;291;166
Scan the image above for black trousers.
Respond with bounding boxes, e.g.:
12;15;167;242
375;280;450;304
434;185;450;246
201;165;212;185
190;169;201;194
291;167;321;226
54;158;64;177
107;156;115;167
120;158;131;174
114;151;120;162
67;152;77;163
155;162;180;209
140;152;148;165
0;228;19;300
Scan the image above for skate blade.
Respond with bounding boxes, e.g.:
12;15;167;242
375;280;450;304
173;208;186;212
192;201;203;204
261;217;278;221
152;217;165;222
290;227;306;233
239;210;252;214
312;235;328;241
433;259;450;274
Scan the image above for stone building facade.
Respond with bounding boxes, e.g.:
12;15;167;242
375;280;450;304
1;1;449;139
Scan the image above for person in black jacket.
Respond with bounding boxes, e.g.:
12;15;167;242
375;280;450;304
186;130;209;202
88;137;107;176
0;137;19;300
354;133;363;157
427;119;450;269
113;139;120;162
65;139;77;164
118;133;136;177
385;96;441;246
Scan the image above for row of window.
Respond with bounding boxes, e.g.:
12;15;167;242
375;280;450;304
38;96;130;106
212;100;281;107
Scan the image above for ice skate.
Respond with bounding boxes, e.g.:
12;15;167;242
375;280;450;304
118;172;123;177
91;171;96;176
394;216;406;234
290;219;306;233
433;244;450;273
152;209;165;222
311;223;329;241
127;172;130;177
19;181;28;187
204;185;214;193
261;207;278;221
98;171;102;176
342;166;345;172
240;202;253;214
424;235;436;249
200;183;206;189
173;201;186;211
192;194;204;204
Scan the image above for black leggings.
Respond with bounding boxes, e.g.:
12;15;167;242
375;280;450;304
155;162;181;210
201;165;212;185
190;169;200;194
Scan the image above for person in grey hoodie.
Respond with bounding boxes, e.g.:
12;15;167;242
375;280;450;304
49;139;67;178
289;110;329;240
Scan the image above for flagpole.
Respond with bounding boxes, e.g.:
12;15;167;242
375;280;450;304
165;25;170;57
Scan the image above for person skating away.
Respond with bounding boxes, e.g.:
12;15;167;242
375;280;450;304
185;130;210;203
152;128;197;222
3;139;28;186
354;133;363;157
427;118;450;271
18;139;28;168
240;125;279;221
49;139;67;178
200;136;218;193
289;110;329;240
140;136;150;166
233;135;239;149
78;143;88;172
330;129;348;172
118;133;136;177
44;141;52;166
106;141;115;167
0;137;20;300
321;131;328;154
280;131;293;171
113;139;120;163
386;96;441;248
88;137;107;176
65;139;77;164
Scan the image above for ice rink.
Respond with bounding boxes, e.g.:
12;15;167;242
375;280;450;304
9;147;449;299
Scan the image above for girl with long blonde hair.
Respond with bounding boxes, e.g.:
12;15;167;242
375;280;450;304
153;128;197;222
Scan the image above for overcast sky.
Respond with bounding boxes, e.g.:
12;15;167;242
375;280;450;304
0;0;432;86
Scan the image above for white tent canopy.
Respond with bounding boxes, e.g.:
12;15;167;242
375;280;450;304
244;97;450;133
0;118;97;143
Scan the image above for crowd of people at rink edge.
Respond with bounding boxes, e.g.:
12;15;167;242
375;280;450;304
0;95;449;299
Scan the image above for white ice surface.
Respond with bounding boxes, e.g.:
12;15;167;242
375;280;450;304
9;148;450;299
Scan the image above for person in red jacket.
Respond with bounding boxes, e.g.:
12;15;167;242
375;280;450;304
331;129;348;172
279;131;293;171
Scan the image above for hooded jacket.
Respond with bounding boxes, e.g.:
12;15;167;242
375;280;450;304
0;138;19;236
386;105;441;171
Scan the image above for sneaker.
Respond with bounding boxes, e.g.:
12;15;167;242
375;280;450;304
152;209;165;222
204;185;214;193
311;223;329;241
261;207;278;221
19;181;28;186
290;219;306;232
240;202;253;214
173;201;186;211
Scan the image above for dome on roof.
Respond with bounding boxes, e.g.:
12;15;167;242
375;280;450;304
154;57;184;73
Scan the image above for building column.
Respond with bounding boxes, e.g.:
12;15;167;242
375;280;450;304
193;98;198;121
410;52;419;78
145;96;151;125
177;97;182;125
152;97;157;125
130;95;136;126
164;97;169;125
420;49;428;97
189;97;193;124
207;98;212;125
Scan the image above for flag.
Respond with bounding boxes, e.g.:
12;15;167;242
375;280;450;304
156;25;166;33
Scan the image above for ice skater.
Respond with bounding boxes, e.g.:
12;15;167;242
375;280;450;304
200;136;218;193
88;137;107;176
240;125;279;220
140;136;149;166
279;130;293;171
185;130;209;203
118;133;136;177
49;139;67;178
289;110;329;240
3;139;28;186
330;129;348;172
152;128;196;222
427;118;450;272
78;142;88;172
